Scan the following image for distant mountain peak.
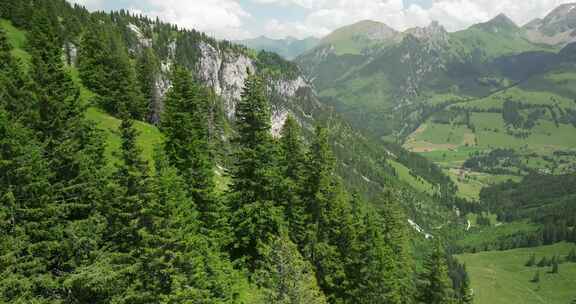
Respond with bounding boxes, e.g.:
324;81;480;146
528;2;576;39
474;13;518;33
491;13;517;27
321;20;399;43
405;21;449;43
546;2;576;18
316;19;401;54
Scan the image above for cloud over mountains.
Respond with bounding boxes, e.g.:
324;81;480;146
69;0;576;39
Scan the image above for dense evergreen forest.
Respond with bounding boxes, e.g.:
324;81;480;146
0;0;474;303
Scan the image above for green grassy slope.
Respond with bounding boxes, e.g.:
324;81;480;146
403;60;576;198
0;19;30;63
453;26;555;59
1;19;164;166
319;20;399;55
457;243;576;304
388;159;438;195
86;107;164;167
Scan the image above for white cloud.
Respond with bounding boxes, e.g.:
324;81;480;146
253;0;576;39
68;0;576;39
135;0;253;40
411;0;575;31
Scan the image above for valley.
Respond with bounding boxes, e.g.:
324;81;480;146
296;3;576;202
292;3;576;303
0;0;575;303
458;243;576;304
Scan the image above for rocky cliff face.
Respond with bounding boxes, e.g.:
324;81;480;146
127;24;317;130
524;3;576;46
196;41;255;118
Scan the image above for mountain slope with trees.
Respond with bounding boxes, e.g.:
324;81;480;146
0;0;473;303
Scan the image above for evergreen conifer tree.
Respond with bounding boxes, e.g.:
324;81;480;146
162;66;222;231
420;240;453;304
531;270;540;283
229;73;285;269
551;257;559;274
379;193;416;303
460;265;474;304
568;248;576;262
279;115;308;247
1;10;107;301
537;257;548;267
136;47;161;123
153;147;241;304
349;210;402;304
303;126;351;303
0;29;34;122
256;234;327;304
78;22;146;119
100;117;172;303
0;109;53;302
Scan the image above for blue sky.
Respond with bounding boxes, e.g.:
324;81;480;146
70;0;574;39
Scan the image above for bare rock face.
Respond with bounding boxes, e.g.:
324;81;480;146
405;21;450;50
270;76;308;98
150;68;172;124
128;23;153;49
63;42;78;66
524;3;576;46
271;109;289;138
128;24;314;131
196;41;256;118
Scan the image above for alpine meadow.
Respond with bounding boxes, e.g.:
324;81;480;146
0;1;575;304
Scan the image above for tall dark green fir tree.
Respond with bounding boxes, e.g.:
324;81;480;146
279;115;308;247
0;9;107;302
460;265;473;304
162;66;221;230
303;126;353;303
136;47;161;124
78;21;146;120
0;29;34;122
228;72;285;269
420;240;454;304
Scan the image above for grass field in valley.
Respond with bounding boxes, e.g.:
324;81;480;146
403;81;576;199
457;243;576;304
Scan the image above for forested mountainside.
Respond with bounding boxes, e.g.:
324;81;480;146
0;0;476;303
297;10;576;141
293;5;576;304
0;0;465;221
296;2;576;223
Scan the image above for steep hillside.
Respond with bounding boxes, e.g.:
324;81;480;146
299;21;473;139
453;14;555;60
2;2;448;302
319;20;402;55
0;4;457;231
296;4;576;204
